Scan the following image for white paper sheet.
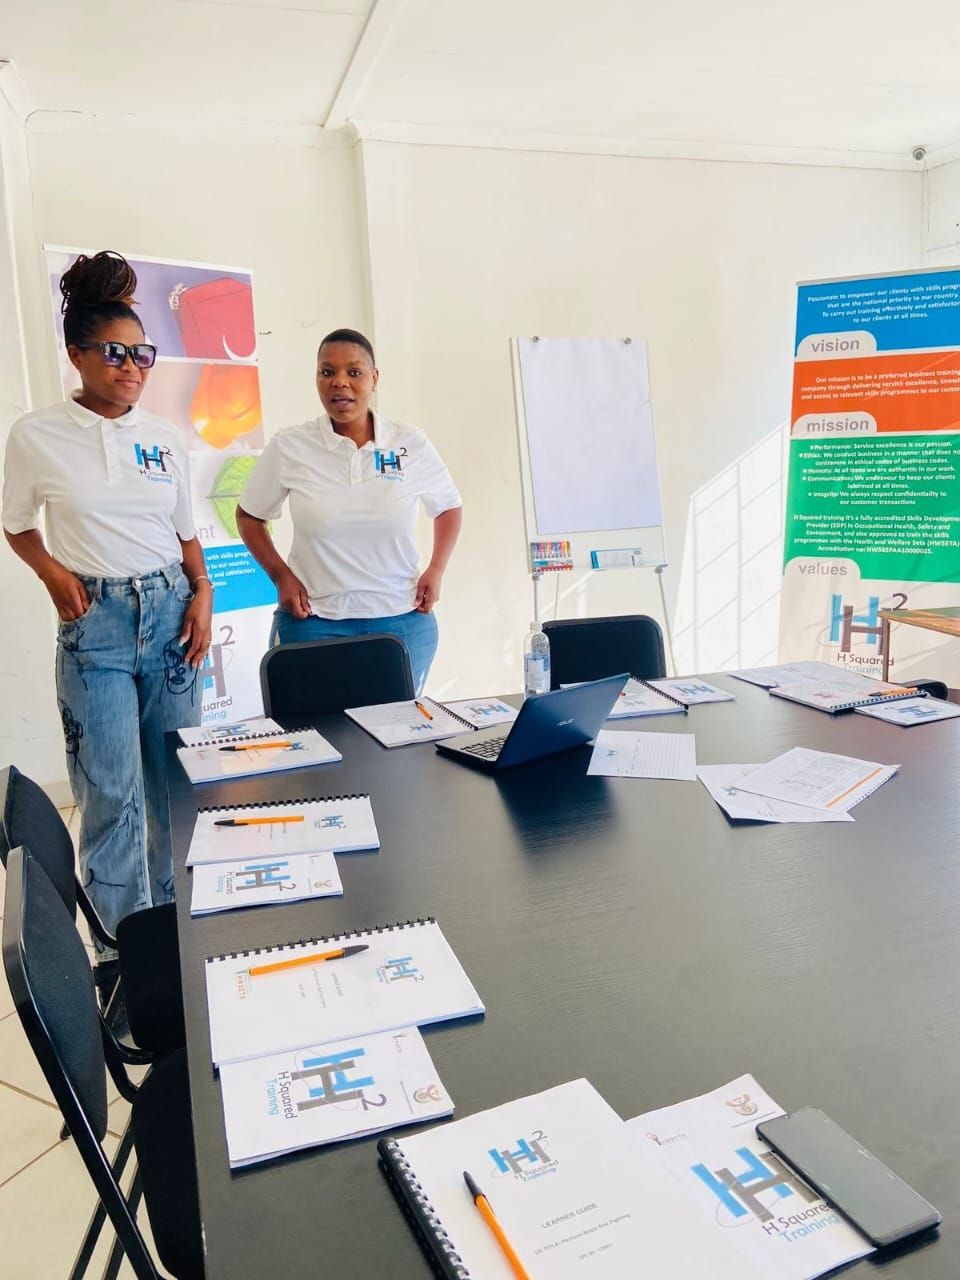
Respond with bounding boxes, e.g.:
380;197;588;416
697;765;855;824
729;661;847;689
734;748;899;812
626;1075;873;1280
588;730;697;780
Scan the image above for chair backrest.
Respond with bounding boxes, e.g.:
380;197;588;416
543;615;666;688
2;846;108;1139
0;765;78;917
260;634;415;719
2;847;161;1279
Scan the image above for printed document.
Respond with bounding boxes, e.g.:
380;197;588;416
391;1079;754;1279
729;661;850;689
588;730;696;780
734;748;899;812
220;1027;452;1167
441;698;519;727
627;1074;872;1280
190;852;342;916
697;765;854;824
186;795;380;866
855;695;960;727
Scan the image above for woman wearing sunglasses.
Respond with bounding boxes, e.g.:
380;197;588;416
237;328;462;694
2;250;212;964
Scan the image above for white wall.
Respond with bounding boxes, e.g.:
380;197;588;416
0;85;68;796
925;161;960;264
1;117;369;791
360;141;921;693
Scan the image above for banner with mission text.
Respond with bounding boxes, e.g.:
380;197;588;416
780;267;960;679
44;247;274;723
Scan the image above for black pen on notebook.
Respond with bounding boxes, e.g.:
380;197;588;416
463;1171;530;1280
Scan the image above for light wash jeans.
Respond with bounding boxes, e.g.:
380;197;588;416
55;562;202;938
271;609;439;696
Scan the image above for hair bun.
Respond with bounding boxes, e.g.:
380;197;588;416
60;251;138;313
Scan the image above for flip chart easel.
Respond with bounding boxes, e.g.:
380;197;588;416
511;335;676;673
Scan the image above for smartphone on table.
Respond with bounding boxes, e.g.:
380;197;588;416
756;1107;941;1248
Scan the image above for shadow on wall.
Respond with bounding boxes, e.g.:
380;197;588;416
674;423;789;674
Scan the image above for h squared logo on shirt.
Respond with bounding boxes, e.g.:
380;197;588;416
374;447;405;479
134;442;174;483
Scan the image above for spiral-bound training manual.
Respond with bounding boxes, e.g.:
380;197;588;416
205;918;484;1066
378;1080;755;1280
186;794;380;866
344;698;477;747
176;728;342;784
177;716;284;746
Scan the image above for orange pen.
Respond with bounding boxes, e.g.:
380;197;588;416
414;700;434;721
219;741;292;752
463;1171;530;1280
214;816;305;828
247;944;368;977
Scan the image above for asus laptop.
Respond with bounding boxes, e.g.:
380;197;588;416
436;674;628;771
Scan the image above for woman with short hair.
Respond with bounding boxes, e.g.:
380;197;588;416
237;328;462;693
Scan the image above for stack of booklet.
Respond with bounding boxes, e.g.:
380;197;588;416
698;747;899;824
379;1074;874;1279
206;918;484;1167
732;660;931;716
186;793;381;916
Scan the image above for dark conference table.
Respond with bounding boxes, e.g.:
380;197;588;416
166;676;960;1278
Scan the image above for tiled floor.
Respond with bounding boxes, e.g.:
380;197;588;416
0;808;158;1279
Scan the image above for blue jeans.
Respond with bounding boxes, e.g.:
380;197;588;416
55;562;202;938
271;609;439;696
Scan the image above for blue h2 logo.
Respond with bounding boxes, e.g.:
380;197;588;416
374;449;402;475
829;592;881;647
235;861;293;891
489;1135;553;1176
692;1147;817;1223
134;443;168;472
290;1048;374;1112
383;956;422;982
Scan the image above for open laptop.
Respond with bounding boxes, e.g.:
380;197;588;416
436;674;628;771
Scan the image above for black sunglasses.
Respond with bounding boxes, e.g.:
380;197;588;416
75;341;157;369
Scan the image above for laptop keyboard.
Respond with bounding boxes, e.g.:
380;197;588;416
458;735;508;760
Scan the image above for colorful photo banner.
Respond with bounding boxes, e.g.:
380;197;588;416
780;268;960;678
44;247;274;722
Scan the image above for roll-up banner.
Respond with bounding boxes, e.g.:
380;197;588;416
781;268;960;678
44;247;274;723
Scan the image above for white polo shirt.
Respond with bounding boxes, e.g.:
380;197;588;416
2;396;195;578
239;413;461;619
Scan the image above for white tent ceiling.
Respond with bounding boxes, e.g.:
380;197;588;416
4;0;960;166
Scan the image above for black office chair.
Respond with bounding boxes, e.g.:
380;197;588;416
543;615;666;689
260;634;415;719
2;847;203;1280
0;766;184;1059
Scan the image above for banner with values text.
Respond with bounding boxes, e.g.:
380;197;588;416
780;267;960;681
